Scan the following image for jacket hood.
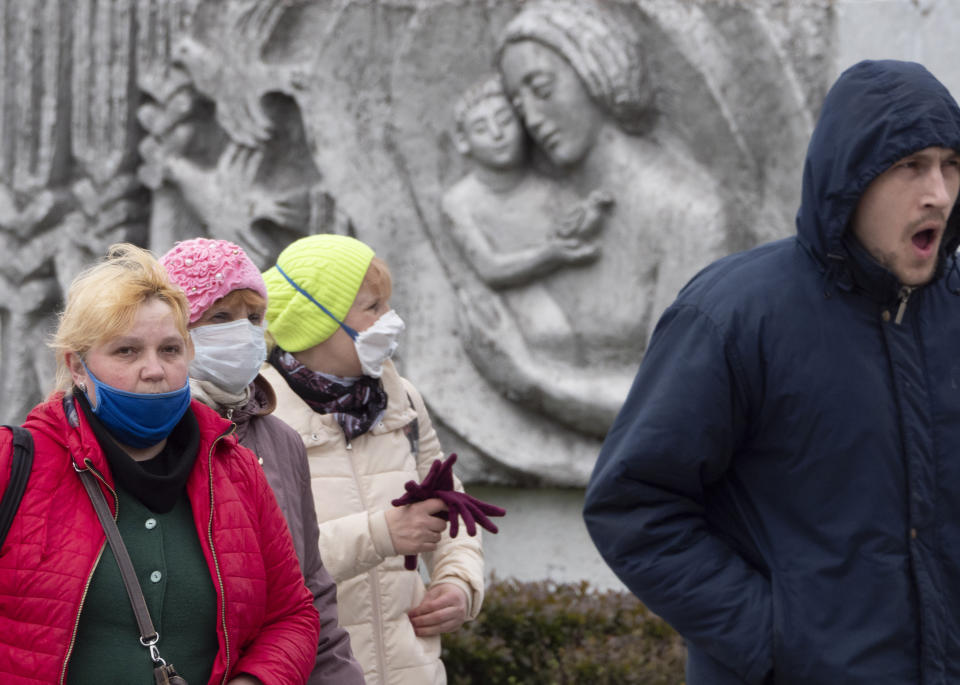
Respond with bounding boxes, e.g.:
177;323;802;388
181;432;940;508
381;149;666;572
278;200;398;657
796;60;960;285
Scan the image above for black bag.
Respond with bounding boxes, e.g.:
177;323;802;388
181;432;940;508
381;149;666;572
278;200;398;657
0;425;34;550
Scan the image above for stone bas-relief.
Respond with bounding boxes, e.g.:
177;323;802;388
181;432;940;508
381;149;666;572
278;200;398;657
443;2;729;438
443;74;620;436
399;0;819;484
0;0;826;486
138;0;353;269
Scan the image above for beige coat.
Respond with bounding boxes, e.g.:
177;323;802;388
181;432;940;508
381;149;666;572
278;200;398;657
263;360;484;685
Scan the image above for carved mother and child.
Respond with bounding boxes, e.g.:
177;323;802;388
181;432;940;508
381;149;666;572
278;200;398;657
442;0;727;438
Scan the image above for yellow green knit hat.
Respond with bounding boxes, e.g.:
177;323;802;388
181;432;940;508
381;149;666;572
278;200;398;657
263;234;375;351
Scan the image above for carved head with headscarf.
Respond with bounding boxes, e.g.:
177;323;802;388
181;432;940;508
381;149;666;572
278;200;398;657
496;0;653;155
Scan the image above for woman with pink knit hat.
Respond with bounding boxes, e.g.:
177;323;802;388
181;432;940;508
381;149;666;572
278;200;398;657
160;238;364;685
260;234;486;685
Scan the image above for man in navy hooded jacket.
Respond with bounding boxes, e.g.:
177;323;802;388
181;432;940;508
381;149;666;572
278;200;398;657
584;60;960;684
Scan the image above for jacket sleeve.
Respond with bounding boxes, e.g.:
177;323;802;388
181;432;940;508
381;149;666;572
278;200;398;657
316;506;396;583
405;380;485;620
583;303;772;685
294;439;366;685
233;454;321;685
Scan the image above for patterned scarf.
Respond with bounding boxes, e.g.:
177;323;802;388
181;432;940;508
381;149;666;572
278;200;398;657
268;346;387;440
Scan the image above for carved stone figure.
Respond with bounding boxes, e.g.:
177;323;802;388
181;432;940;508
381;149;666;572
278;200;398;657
442;0;728;436
172;0;308;148
136;47;351;268
443;76;612;370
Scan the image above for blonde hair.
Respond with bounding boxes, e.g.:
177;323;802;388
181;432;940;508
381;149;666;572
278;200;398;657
363;256;393;302
50;243;192;392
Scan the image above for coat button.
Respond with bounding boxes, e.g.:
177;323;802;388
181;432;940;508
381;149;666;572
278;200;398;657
150;571;162;583
881;310;891;322
145;518;157;530
910;528;918;539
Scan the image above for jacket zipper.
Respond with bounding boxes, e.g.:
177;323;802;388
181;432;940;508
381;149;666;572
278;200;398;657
207;430;233;685
343;432;389;683
894;286;913;325
60;462;117;684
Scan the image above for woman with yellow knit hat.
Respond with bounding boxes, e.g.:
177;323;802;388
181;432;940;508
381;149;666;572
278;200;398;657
261;234;485;685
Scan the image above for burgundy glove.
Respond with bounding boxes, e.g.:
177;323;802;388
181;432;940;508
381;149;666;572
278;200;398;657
391;453;506;570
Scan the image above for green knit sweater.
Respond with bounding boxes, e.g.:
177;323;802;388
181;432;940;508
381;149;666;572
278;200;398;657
67;486;218;684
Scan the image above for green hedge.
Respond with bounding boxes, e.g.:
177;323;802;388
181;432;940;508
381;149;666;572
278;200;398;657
442;577;686;684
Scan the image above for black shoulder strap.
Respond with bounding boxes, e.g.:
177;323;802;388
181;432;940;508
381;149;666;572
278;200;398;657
0;425;34;550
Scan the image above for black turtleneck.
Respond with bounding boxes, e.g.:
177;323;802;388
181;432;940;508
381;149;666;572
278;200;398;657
75;391;200;513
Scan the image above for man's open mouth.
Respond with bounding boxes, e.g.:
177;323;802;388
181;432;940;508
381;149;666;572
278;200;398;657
912;228;937;251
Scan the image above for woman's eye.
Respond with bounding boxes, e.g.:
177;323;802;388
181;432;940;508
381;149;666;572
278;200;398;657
530;75;554;98
249;313;263;325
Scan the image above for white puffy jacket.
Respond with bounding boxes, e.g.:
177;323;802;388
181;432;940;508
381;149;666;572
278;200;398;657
263;360;484;685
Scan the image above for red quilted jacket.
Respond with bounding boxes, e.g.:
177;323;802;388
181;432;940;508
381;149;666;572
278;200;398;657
0;394;320;684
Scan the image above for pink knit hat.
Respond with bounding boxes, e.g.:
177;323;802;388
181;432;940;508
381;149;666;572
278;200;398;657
160;238;267;323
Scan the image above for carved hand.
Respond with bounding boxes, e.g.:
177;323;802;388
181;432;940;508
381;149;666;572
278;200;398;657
553;236;601;264
555;188;615;240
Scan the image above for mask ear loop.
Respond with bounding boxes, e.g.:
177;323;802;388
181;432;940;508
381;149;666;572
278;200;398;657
78;359;100;408
275;264;359;339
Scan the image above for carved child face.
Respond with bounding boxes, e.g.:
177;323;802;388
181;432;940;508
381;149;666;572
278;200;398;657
500;40;604;168
459;94;527;170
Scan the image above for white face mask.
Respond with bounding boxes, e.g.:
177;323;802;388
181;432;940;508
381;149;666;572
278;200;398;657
189;319;268;393
354;310;405;378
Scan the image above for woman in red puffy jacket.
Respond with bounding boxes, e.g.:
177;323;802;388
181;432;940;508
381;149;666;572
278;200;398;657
0;243;319;684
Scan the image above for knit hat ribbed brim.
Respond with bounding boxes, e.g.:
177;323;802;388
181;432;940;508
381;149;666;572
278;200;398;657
263;234;375;351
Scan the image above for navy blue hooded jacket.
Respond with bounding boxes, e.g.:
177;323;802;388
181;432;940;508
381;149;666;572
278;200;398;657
584;60;960;684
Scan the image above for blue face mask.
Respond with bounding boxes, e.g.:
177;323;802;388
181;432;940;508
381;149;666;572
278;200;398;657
80;361;192;449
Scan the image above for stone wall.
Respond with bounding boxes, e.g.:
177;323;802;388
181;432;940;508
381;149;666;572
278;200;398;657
0;0;830;489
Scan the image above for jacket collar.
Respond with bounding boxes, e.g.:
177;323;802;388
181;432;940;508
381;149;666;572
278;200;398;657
270;359;416;442
23;393;235;486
